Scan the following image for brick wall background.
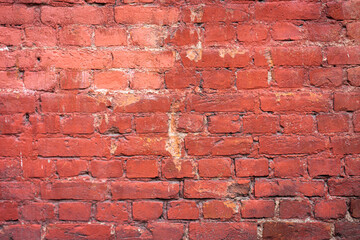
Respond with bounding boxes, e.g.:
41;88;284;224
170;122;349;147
0;0;360;239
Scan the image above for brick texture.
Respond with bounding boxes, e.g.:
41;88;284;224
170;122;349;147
0;0;359;239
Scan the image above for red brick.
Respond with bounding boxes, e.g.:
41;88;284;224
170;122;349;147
236;69;268;89
237;24;268;42
0;137;22;157
161;158;195;179
280;115;315;134
41;6;112;25
45;224;111;240
96;202;128;222
335;222;360;240
235;158;268;177
116;225;152;239
204;24;235;45
202;69;233;89
59;70;91;90
260;136;328;155
165;27;199;46
177;113;204;133
0;201;18;221
279;200;311;219
243;114;279;133
271;22;304;40
130;26;163;47
23;71;56;91
350;199;360;218
165;68;200;89
61;115;94;134
126;158;158;178
41;49;112;70
272;47;322;66
0;93;36;114
263;222;331;240
29;114;60;134
345;157;360;176
334;92;360;111
0;27;21;46
328;179;360;196
94;71;128;90
115;136;168;156
59;25;92;46
260;92;331;112
208;114;240;133
0;159;21;179
256;2;321;20
189;222;257;240
327;1;360;20
96;115;132;134
90;160;123;178
255;179;325;197
185;136;253;156
112;50;175;69
111;181;179;199
41;181;107;200
1;225;41;240
348;67;360;87
56;159;88;177
21;203;55;221
317;114;349;133
115;6;179;25
315;199;347;219
347;22;360;41
133;201;163;221
148;222;184;240
94;27;127;46
187;94;256;112
0;50;16;69
59;202;91;221
0;115;23;135
203;200;237;219
184;180;250;198
241;200;275;218
41;93;107;113
24;26;57;47
273;68;305;88
183;5;249;23
38;138;109;157
168;200;199;220
327;47;360;65
0;5;35;25
0;182;36;200
131;72;163;90
310;68;343;87
198;158;231;178
181;49;250;68
273;157;305;178
307;23;341;42
331;136;360;155
23;159;55;178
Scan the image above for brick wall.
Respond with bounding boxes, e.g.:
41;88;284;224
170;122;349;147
0;0;359;239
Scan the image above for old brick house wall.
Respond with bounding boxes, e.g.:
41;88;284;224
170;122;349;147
0;0;359;239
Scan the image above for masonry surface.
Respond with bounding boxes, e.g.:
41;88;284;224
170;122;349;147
0;0;360;239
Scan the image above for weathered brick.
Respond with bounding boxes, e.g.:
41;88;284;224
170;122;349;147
189;222;257;240
112;181;179;199
41;181;107;200
133;201;163;221
263;222;331;240
168;200;199;220
185;136;253;156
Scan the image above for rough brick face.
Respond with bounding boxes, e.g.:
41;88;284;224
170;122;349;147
0;1;358;239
